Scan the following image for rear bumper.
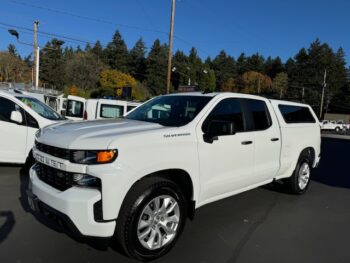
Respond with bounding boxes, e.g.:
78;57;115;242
29;166;116;238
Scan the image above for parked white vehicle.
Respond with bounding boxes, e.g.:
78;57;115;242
65;95;140;121
29;92;321;260
0;91;65;164
321;120;346;132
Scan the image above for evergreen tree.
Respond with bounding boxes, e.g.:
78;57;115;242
104;30;129;72
40;39;65;89
91;41;104;59
211;50;237;90
246;53;265;72
264;56;284;78
129;38;147;81
146;39;168;95
84;43;92;52
7;44;19;58
237;53;248;75
172;50;189;88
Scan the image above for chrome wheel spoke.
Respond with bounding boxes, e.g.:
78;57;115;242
166;214;179;224
139;219;151;229
138;226;152;240
147;228;157;249
298;162;310;190
166;201;178;214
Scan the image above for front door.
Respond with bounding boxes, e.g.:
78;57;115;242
0;97;27;163
197;98;255;203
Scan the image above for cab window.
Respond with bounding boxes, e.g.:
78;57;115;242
202;98;244;133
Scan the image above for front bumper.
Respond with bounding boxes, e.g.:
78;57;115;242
29;166;116;238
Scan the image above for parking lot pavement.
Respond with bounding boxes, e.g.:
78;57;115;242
1;138;350;263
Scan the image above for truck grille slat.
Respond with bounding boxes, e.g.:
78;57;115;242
35;163;74;191
35;141;70;160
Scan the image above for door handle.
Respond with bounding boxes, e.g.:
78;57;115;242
241;141;253;145
271;138;279;142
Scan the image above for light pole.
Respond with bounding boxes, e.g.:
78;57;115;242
8;29;64;90
8;29;40;89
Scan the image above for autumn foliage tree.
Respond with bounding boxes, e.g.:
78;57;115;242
242;71;272;94
100;69;137;96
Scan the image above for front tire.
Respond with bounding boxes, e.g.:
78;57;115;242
285;153;312;194
115;177;187;261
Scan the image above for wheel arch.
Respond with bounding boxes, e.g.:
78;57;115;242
300;147;316;167
122;168;196;220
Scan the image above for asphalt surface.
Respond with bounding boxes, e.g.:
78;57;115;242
1;138;350;263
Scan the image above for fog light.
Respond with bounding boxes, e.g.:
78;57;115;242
72;174;101;187
73;173;84;182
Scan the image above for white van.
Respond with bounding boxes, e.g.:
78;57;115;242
65;95;141;121
0;91;65;164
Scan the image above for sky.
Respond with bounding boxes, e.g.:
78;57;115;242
0;0;349;64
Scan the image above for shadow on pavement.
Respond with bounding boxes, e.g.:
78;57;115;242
312;138;350;189
0;211;15;243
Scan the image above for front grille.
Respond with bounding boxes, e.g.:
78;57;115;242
35;163;74;191
35;141;70;160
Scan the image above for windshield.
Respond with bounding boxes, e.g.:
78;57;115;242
16;96;65;121
125;95;212;127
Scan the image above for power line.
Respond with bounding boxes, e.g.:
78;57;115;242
6;0;169;35
0;21;101;46
4;0;213;56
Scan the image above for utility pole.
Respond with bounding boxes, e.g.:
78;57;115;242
33;20;39;89
319;69;327;119
166;0;175;94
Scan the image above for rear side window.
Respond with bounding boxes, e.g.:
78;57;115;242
244;99;271;131
202;98;244;133
278;105;316;124
100;104;124;118
66;100;84;118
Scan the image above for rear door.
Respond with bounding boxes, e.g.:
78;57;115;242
65;95;86;120
0;97;27;163
242;98;281;183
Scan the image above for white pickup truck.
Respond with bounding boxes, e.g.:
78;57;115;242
320;120;346;132
28;92;321;260
65;95;140;121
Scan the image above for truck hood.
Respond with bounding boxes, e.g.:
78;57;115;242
37;118;164;149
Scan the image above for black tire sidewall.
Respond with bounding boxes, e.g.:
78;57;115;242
127;183;187;261
292;156;311;194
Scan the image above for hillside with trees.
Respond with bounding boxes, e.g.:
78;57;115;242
0;30;349;114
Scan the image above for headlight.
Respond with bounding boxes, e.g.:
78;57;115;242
70;150;118;164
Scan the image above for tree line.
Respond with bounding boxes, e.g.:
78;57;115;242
0;30;349;114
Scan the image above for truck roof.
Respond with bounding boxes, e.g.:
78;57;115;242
0;90;38;99
165;92;312;107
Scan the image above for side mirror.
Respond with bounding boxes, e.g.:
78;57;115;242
203;120;235;144
10;111;23;124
